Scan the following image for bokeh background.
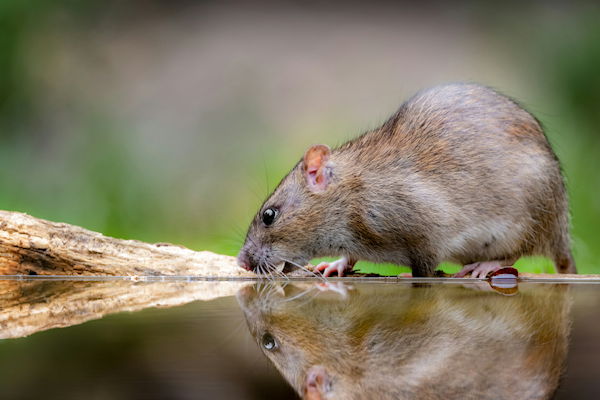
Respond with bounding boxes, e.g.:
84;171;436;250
1;0;599;274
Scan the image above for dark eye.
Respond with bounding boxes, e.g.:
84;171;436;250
262;333;279;351
262;208;278;226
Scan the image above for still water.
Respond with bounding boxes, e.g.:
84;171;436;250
0;277;598;399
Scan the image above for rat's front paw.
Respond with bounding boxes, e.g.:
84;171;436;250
315;257;356;277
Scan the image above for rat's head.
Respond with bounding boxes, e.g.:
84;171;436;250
236;283;364;399
237;144;349;275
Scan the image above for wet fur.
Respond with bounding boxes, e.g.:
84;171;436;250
239;83;575;276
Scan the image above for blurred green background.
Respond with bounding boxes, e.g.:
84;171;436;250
1;0;599;274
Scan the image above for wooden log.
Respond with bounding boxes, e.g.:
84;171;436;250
0;210;254;277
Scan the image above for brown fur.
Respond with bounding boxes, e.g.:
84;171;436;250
237;283;572;399
238;83;576;276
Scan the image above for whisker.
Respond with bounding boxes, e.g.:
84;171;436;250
248;183;266;205
223;216;247;238
263;263;275;282
264;280;279;302
210;319;248;352
281;258;327;282
283;285;319;303
259;263;268;281
268;262;290;282
257;265;266;281
261;149;270;196
258;280;268;296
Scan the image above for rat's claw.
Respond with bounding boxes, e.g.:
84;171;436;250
315;257;356;277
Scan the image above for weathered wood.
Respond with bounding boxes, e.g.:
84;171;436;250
0;210;254;277
0;279;249;339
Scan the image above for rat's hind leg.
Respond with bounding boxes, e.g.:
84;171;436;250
454;259;517;279
315;257;356;277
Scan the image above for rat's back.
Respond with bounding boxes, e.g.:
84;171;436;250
336;83;575;274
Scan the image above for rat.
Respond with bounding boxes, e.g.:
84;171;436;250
237;282;571;399
237;82;576;278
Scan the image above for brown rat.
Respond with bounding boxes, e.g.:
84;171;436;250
237;83;576;278
237;282;572;399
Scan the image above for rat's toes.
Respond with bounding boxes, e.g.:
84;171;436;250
455;262;480;278
323;265;340;277
456;261;515;279
315;257;355;277
470;261;507;279
315;262;334;277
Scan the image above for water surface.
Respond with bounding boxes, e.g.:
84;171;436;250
0;277;599;399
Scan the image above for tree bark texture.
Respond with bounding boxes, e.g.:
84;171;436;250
0;210;254;277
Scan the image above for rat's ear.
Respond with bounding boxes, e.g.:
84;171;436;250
303;144;331;193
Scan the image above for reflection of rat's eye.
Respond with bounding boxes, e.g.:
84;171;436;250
262;208;278;226
261;333;279;351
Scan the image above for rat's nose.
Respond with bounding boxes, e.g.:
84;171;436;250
237;253;252;271
304;366;330;400
239;261;250;271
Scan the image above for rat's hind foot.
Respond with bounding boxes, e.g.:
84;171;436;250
455;260;515;279
315;257;356;277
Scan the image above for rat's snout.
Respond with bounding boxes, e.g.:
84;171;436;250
237;242;273;272
238;259;251;271
303;366;331;400
237;249;252;271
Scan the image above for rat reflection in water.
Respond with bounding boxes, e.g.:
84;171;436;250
237;282;571;400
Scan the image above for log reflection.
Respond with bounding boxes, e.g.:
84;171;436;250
0;279;245;339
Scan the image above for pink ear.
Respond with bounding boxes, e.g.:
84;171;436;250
303;144;331;193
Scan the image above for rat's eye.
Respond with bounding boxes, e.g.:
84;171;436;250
262;333;279;351
262;208;278;226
